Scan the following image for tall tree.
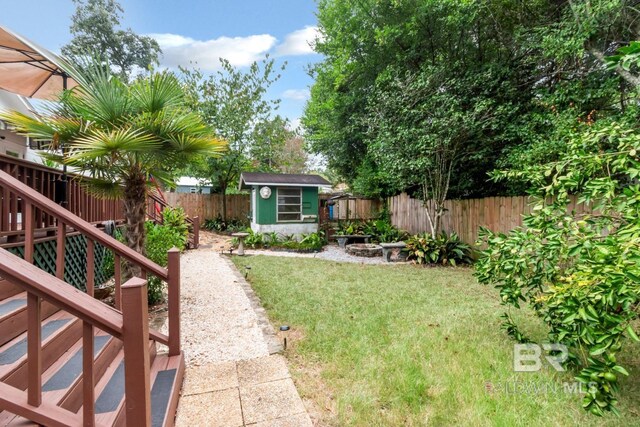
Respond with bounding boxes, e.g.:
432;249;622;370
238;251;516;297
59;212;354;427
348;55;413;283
181;57;288;220
62;0;161;81
1;62;225;276
304;0;639;203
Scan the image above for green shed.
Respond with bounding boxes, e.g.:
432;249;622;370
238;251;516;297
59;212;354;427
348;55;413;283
239;172;331;237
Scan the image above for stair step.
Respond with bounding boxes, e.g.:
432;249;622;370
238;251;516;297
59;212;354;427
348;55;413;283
92;340;158;426
0;312;81;389
149;353;184;427
0;318;71;366
0;298;25;318
43;335;111;392
0;292;59;347
0;280;22;304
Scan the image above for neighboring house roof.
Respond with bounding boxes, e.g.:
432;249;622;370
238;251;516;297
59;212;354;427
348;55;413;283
176;176;212;187
0;88;36;126
239;172;331;189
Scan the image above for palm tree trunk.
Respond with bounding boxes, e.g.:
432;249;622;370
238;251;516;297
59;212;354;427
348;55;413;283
122;172;147;278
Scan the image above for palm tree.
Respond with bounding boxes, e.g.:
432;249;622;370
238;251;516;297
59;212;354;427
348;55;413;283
1;63;226;275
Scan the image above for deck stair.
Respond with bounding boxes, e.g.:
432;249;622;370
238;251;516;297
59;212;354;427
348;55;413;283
0;170;184;426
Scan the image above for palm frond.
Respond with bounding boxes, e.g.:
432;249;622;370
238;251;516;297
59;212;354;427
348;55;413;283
74;176;124;200
68;128;160;160
130;71;185;114
167;134;227;157
0;111;57;140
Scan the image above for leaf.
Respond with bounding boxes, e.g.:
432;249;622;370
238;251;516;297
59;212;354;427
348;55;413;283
626;325;640;342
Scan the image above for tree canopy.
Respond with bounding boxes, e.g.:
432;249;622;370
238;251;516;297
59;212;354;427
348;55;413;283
181;58;295;218
62;0;161;81
304;0;640;204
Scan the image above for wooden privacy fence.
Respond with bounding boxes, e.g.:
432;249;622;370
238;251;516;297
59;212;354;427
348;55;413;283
388;192;593;245
162;192;251;221
327;197;382;220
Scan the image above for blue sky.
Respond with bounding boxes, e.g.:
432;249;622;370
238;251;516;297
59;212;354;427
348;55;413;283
2;0;321;128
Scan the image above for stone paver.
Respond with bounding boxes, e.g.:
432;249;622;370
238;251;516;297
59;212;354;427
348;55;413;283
239;378;308;425
249;413;314;427
173;247;312;426
176;388;243;427
182;361;239;395
237;355;290;386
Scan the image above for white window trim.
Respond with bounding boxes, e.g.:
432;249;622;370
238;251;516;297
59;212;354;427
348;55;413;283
276;187;303;222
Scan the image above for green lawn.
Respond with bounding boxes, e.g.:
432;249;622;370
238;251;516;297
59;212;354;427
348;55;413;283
232;256;640;426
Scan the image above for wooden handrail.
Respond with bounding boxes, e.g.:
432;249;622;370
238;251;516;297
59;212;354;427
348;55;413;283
0;248;124;337
0;170;168;279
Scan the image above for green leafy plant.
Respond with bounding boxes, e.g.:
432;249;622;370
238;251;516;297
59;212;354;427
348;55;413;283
336;218;407;243
231;229;326;252
406;232;472;266
161;206;189;249
264;232;281;246
203;215;249;233
144;222;185;304
299;231;327;251
335;220;366;236
476;122;640;416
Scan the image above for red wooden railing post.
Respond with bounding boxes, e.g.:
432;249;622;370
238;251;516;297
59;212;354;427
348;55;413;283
114;254;122;309
121;277;151;427
27;291;41;407
86;239;94;297
56;221;65;280
167;248;181;356
82;321;95;426
192;216;200;249
24;200;34;263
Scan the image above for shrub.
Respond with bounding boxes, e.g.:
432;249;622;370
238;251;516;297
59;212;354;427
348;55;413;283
161;207;189;249
335;220;366;235
475;122;640;415
336;218;408;243
232;229;326;252
144;222;185;304
203;214;249;233
406;232;472;266
299;231;327;250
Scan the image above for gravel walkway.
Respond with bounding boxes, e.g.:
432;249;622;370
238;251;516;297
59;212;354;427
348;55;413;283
161;248;270;365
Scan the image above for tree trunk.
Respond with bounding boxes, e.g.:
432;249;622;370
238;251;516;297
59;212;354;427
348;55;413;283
122;172;147;279
220;181;228;222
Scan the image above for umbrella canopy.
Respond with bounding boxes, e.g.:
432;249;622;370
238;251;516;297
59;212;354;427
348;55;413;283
0;25;77;99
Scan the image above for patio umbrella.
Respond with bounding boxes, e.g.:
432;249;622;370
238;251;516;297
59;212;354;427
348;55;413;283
0;25;76;99
0;25;78;205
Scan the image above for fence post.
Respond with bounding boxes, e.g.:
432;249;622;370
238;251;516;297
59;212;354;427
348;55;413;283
167;248;181;356
192;216;199;249
121;277;151;427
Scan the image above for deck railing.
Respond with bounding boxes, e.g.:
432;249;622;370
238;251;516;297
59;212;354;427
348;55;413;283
0;154;123;239
0;169;182;425
0;154;199;249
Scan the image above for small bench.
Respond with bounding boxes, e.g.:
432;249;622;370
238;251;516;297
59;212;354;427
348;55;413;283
380;242;407;262
335;234;371;249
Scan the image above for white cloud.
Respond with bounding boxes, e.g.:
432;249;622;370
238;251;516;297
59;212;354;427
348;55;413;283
288;117;302;131
275;26;322;56
150;33;277;71
282;89;310;101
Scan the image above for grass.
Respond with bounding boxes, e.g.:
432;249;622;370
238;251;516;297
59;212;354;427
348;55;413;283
232;256;640;427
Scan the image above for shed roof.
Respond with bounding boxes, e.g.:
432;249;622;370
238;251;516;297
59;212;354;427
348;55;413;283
239;172;331;189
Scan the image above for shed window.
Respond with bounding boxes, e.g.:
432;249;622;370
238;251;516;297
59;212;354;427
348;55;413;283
277;188;302;221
